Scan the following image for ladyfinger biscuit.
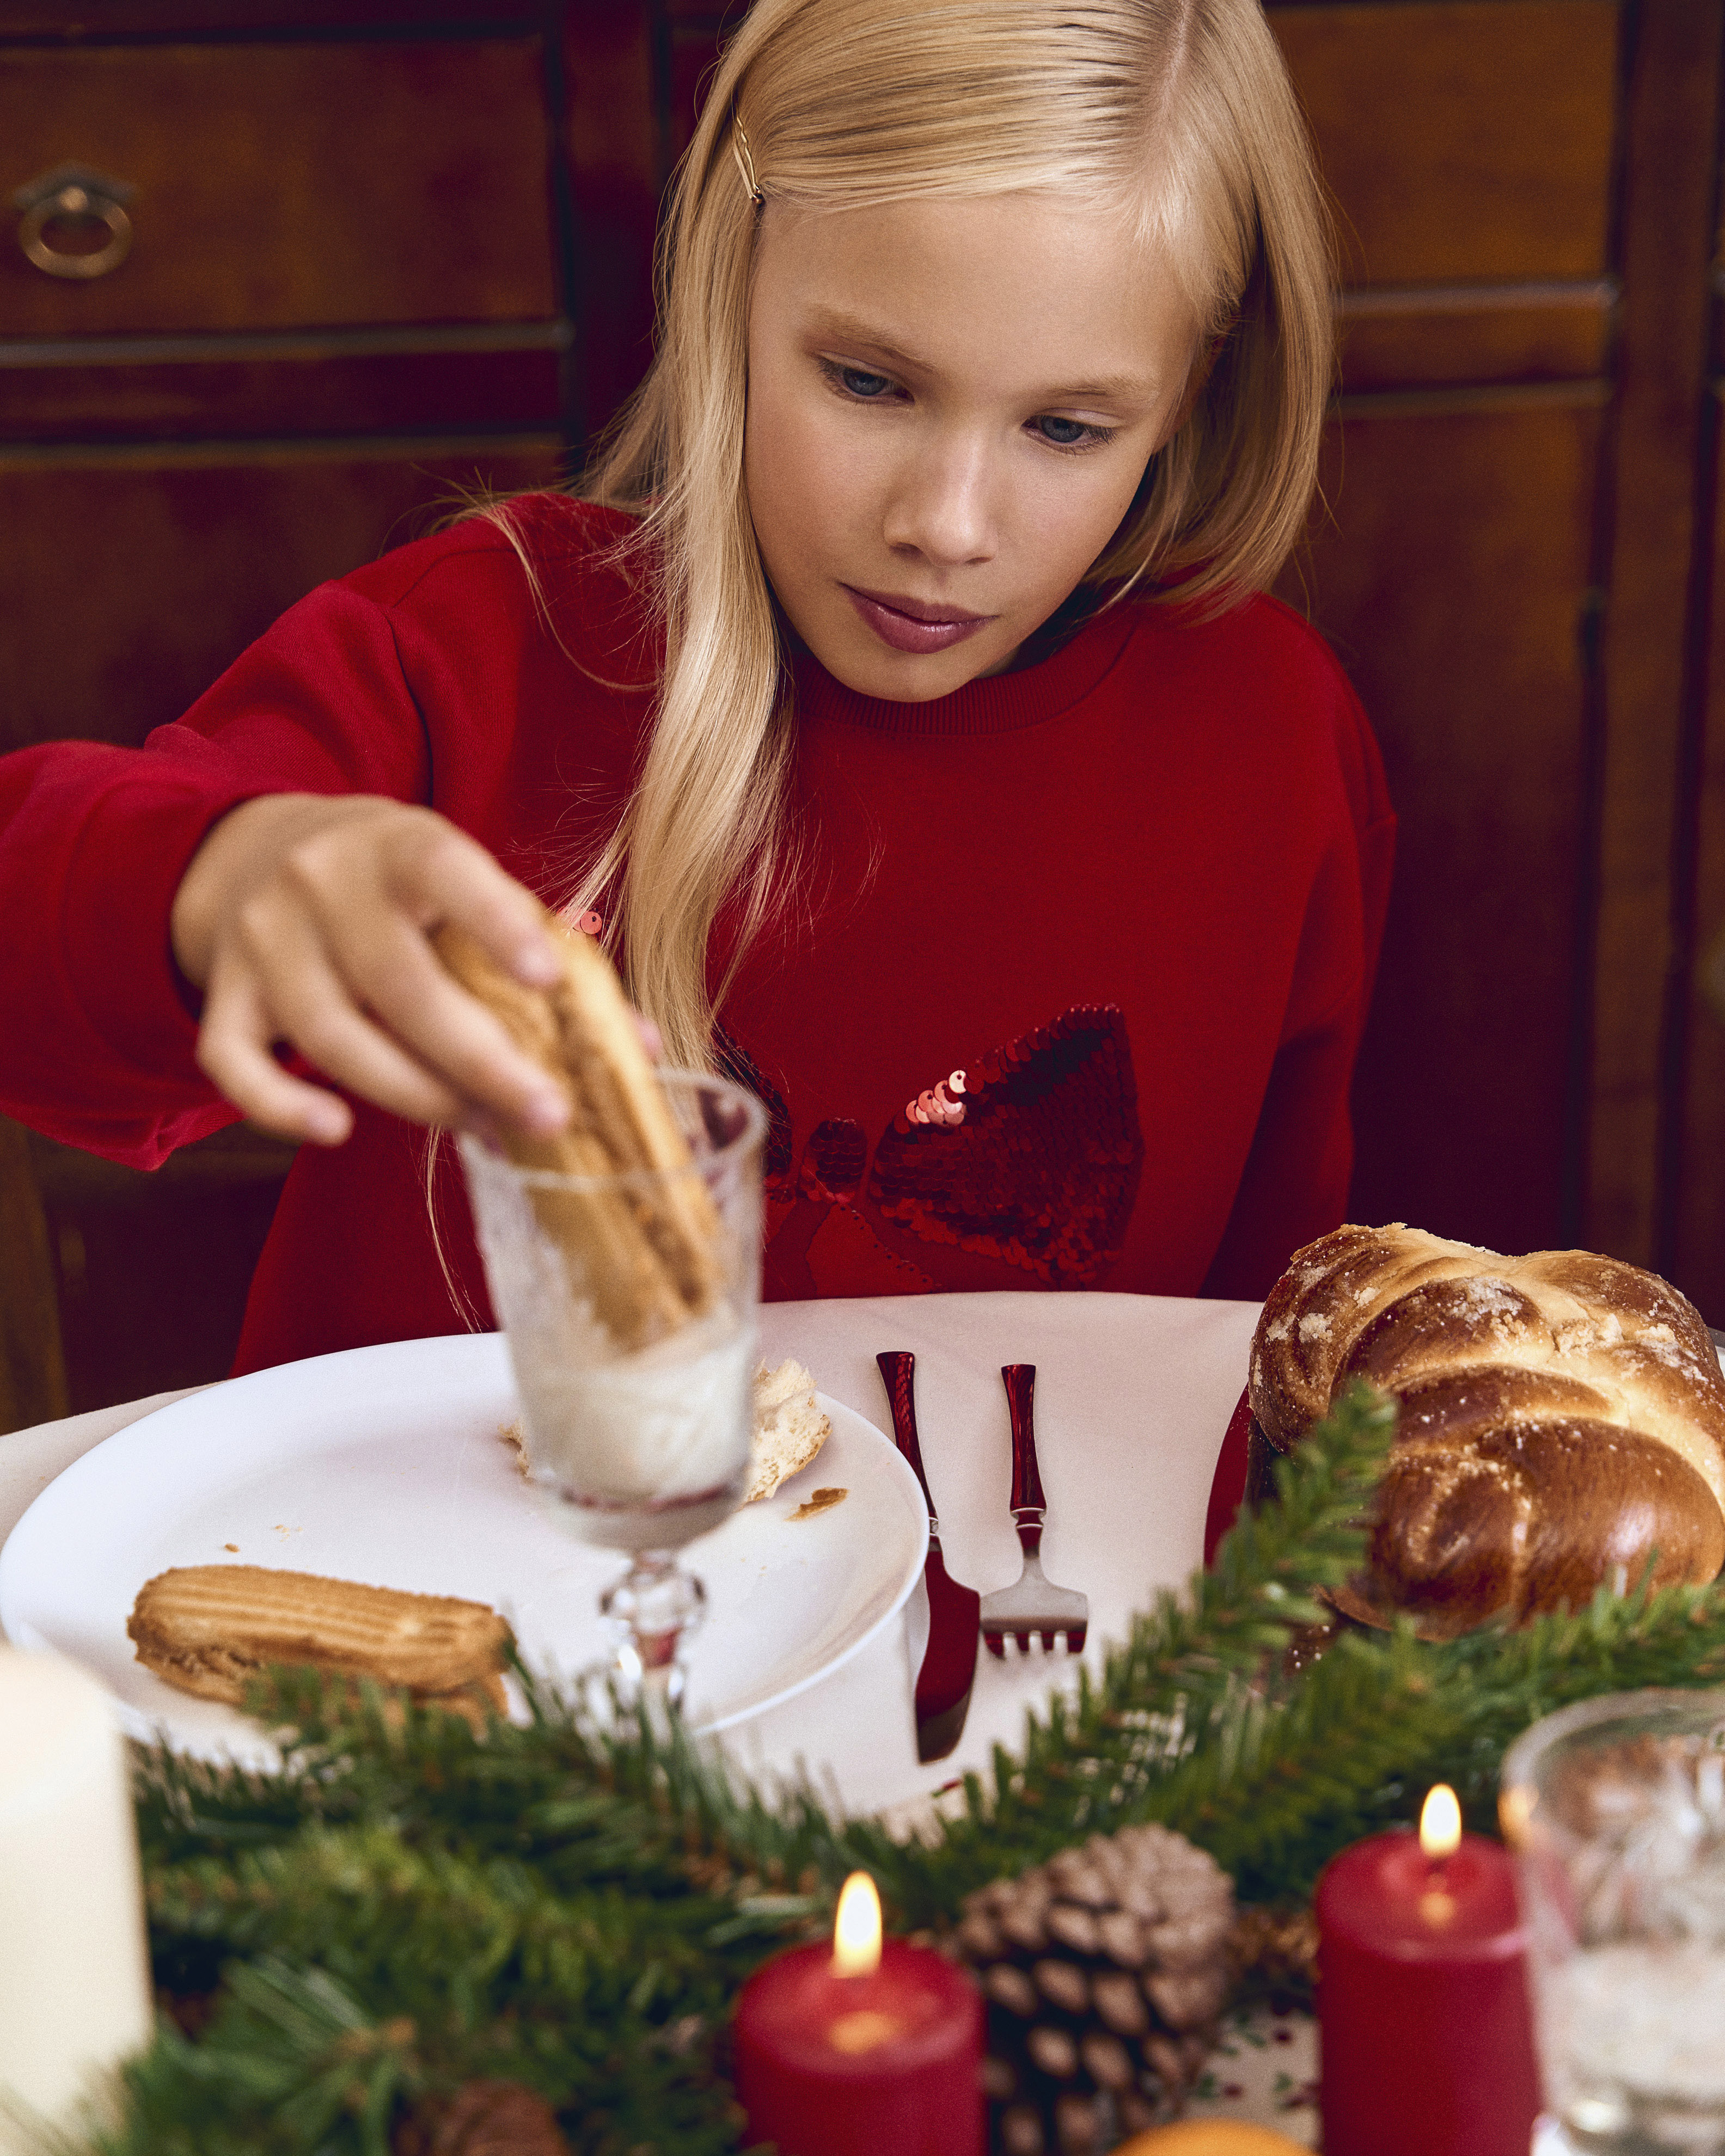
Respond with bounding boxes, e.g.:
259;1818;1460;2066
128;1565;511;1714
435;916;723;1349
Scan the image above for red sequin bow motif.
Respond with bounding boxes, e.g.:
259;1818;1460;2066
721;1006;1143;1296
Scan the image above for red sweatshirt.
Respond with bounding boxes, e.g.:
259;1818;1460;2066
0;496;1393;1372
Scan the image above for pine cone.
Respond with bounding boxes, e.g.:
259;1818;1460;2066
952;1823;1235;2156
392;2080;570;2156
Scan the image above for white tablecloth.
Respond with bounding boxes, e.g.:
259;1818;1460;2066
0;1290;1319;2143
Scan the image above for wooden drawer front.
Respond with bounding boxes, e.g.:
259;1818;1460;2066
1336;285;1613;393
0;340;565;443
0;439;562;756
0;40;556;336
1272;0;1621;286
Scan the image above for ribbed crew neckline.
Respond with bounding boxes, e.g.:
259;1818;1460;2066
792;604;1142;737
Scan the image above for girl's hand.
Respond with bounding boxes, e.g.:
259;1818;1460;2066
170;794;574;1147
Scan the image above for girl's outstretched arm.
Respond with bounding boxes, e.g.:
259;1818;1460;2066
170;793;573;1149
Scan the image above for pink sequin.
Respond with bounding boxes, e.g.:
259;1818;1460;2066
872;1006;1142;1288
904;1069;967;1127
733;1009;1142;1296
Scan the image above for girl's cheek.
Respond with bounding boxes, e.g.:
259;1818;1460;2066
764;402;878;551
1029;461;1145;566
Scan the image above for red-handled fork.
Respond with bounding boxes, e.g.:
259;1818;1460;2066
978;1364;1089;1658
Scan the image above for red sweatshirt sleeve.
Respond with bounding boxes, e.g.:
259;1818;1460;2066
0;582;431;1167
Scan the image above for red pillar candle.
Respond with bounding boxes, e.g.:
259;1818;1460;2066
734;1872;983;2156
1316;1785;1542;2156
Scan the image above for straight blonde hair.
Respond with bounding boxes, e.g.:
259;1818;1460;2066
512;0;1333;1070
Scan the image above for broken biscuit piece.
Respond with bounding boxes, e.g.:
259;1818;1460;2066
743;1358;831;1503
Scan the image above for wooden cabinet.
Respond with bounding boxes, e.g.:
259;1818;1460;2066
1269;0;1630;1259
1261;0;1722;1300
0;20;570;763
4;0;1725;1428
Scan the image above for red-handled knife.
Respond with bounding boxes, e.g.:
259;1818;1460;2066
877;1350;979;1763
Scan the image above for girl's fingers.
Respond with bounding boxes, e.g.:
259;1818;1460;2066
195;970;354;1146
191;800;597;1138
383;819;564;989
214;906;470;1135
269;983;472;1134
215;883;569;1139
334;918;571;1134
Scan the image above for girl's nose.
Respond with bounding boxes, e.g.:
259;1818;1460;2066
881;434;998;566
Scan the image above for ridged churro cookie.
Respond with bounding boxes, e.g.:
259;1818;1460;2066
127;1565;512;1718
435;916;722;1350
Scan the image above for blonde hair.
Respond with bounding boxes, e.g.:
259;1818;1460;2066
536;0;1332;1070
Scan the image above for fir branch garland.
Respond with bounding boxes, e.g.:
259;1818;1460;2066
74;1381;1725;2155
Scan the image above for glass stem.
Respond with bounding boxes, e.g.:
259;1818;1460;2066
601;1551;706;1718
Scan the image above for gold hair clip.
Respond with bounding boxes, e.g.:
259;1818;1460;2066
731;117;765;211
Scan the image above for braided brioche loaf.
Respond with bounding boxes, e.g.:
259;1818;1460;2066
1247;1224;1725;1638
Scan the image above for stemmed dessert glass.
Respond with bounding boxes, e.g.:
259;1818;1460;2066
1502;1688;1725;2155
459;1072;766;1715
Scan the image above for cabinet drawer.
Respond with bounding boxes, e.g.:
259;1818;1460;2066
0;40;556;336
0;437;562;754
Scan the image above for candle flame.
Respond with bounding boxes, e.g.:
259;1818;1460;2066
833;1871;882;1977
1420;1784;1463;1860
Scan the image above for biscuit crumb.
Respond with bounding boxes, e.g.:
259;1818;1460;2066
498;1420;531;1480
789;1487;847;1521
224;1543;238;1553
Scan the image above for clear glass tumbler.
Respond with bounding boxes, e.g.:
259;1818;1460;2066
1501;1688;1725;2155
459;1071;766;1713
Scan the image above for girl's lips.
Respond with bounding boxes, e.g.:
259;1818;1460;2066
843;585;994;655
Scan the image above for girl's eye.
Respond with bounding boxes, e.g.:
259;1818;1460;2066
1032;414;1113;451
825;362;895;400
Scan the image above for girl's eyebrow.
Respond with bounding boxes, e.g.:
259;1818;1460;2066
802;305;1159;407
803;306;934;375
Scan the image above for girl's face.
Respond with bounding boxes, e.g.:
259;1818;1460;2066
745;192;1200;700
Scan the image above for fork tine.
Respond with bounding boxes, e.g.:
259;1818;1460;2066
976;1366;1091;1661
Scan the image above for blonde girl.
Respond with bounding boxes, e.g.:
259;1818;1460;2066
0;0;1392;1369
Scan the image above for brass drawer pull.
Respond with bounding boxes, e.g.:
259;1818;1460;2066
13;163;136;281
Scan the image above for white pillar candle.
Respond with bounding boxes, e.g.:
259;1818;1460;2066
0;1647;152;2151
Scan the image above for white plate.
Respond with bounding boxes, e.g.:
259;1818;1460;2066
0;1332;927;1765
